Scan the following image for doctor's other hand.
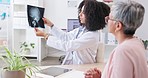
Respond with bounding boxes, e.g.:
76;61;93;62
42;17;54;27
34;28;46;37
84;68;101;78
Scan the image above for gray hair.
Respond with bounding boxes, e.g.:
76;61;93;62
111;0;145;35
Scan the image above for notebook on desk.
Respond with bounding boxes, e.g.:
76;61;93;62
35;67;72;78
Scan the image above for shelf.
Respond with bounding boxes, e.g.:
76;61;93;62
0;53;37;58
13;0;27;5
13;16;27;18
21;54;37;57
0;53;6;56
13;4;26;12
13;0;39;6
11;0;46;62
13;26;27;30
0;49;8;56
13;12;27;18
37;36;44;39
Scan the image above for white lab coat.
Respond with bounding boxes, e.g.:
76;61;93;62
46;26;100;65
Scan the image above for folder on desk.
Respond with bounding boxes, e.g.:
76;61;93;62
35;67;72;78
34;69;84;78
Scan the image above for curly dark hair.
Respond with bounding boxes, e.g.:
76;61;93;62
78;1;85;26
78;0;96;26
83;1;110;31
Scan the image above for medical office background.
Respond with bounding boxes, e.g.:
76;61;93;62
0;0;148;62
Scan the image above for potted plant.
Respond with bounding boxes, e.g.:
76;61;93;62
142;40;148;49
20;42;35;54
0;47;39;78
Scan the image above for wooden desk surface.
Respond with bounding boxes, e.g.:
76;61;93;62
52;63;105;72
31;63;105;78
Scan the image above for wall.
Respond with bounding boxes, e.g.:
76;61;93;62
43;0;103;29
134;0;148;40
43;0;83;29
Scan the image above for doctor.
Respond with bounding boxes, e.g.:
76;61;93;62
35;0;110;65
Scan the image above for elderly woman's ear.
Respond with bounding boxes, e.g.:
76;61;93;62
115;22;123;31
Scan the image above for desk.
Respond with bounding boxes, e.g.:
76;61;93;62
31;63;105;78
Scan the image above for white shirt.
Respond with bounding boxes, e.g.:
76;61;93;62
46;26;100;65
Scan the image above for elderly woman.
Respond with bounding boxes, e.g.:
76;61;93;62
85;1;148;78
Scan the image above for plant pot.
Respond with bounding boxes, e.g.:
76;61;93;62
2;70;25;78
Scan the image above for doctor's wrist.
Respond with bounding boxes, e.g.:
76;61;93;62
50;24;54;28
44;33;50;40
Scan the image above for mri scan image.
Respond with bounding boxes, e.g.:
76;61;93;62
27;5;45;28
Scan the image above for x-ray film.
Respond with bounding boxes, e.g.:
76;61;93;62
27;5;45;28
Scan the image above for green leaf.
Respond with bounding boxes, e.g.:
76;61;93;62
0;47;40;78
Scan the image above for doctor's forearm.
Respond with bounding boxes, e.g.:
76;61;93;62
50;26;71;41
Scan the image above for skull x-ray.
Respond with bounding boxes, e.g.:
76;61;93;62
27;5;45;28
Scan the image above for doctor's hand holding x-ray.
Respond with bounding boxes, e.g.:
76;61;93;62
35;0;110;65
35;18;53;39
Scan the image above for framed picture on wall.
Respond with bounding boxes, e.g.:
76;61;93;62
0;4;10;51
0;0;10;4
